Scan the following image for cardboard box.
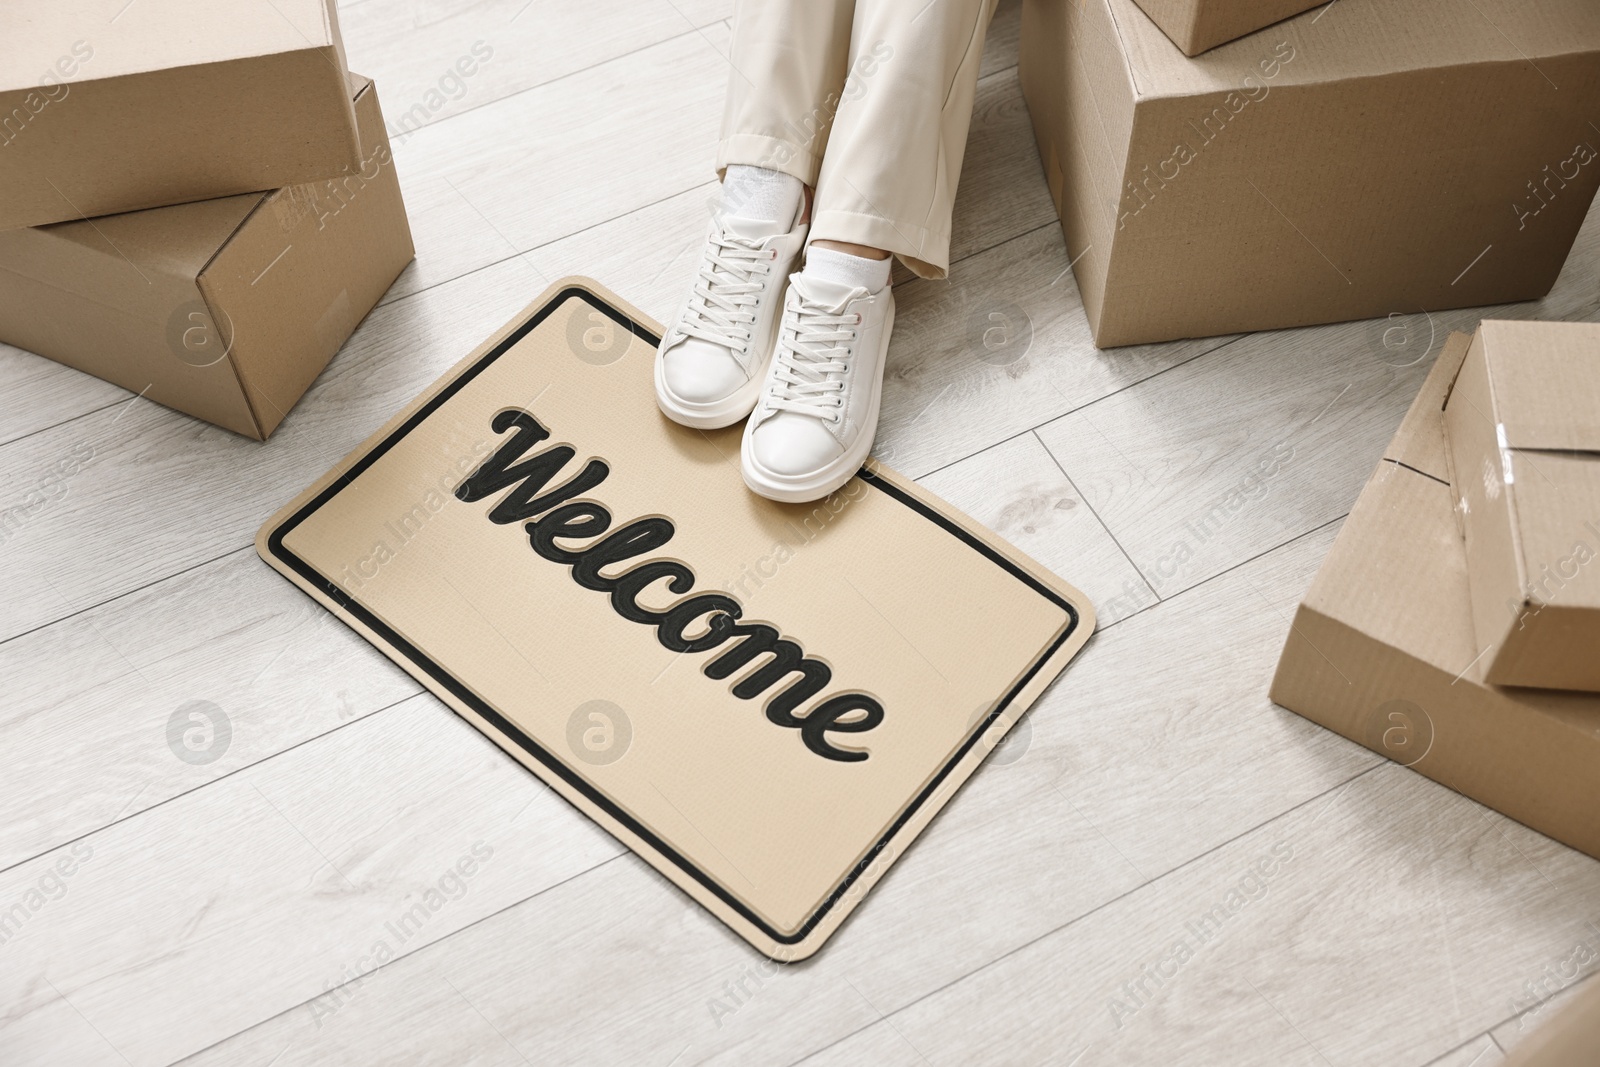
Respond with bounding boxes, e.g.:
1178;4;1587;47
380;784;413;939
0;76;413;440
1019;0;1600;347
1443;320;1600;692
1505;976;1600;1067
1;0;361;231
1269;332;1600;861
1130;0;1321;56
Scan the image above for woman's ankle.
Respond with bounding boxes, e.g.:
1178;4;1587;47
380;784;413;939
809;239;890;260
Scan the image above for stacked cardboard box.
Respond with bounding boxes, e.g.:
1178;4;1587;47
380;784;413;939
1129;0;1322;56
3;0;360;229
1271;324;1600;862
1019;0;1600;347
0;3;414;439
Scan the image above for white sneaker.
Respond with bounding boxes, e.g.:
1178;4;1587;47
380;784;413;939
741;273;895;503
655;207;806;429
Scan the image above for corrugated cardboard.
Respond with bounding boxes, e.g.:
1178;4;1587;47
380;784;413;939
1505;976;1600;1067
1270;332;1600;861
1443;320;1600;691
1;0;360;230
257;278;1096;959
1130;0;1321;56
1019;0;1600;347
0;76;413;440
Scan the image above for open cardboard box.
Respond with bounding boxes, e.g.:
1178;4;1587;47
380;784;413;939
1442;320;1600;692
0;75;413;440
1;0;361;230
1271;332;1600;861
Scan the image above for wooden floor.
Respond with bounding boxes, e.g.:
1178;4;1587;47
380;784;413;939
4;2;1599;1064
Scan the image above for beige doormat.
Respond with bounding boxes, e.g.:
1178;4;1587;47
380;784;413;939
257;278;1094;959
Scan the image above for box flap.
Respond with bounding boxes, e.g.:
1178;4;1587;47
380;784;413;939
1383;332;1472;482
0;190;263;329
3;0;338;89
1109;0;1600;99
1303;459;1476;674
1300;338;1600;712
1306;331;1474;661
200;73;409;438
43;194;262;284
1479;319;1600;454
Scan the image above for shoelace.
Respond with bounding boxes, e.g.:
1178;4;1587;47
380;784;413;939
672;228;775;357
766;293;861;424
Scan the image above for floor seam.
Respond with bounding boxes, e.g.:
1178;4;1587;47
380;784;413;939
383;21;713;143
0;395;135;451
786;762;1388;1067
0;690;427;879
0;545;253;652
165;852;631;1066
1030;427;1159;609
909;332;1238;487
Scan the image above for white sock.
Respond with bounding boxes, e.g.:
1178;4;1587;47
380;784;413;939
719;165;802;235
802;244;891;294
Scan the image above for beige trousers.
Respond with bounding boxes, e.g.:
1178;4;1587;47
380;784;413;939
718;0;998;280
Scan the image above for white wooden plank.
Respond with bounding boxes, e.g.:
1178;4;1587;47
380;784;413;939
392;26;728;254
0;548;420;871
525;180;722;323
946;66;1057;275
664;0;732;30
0;254;538;644
804;763;1600;1067
1037;321;1430;602
0;344;129;448
183;755;1149;1067
874;224;1237;480
342;0;714;136
0;695;619;1067
1426;1035;1505;1067
996;518;1371;882
181;511;1348;1067
181;969;530;1067
916;431;1158;626
979;0;1021;80
375;23;725;306
1035;207;1600;600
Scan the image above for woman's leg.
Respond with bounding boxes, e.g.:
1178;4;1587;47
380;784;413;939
655;1;855;431
740;0;998;503
716;1;857;191
811;0;999;281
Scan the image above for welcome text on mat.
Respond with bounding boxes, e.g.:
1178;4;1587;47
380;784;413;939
455;408;885;762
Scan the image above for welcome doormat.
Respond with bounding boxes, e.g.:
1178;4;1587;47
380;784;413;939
257;278;1094;959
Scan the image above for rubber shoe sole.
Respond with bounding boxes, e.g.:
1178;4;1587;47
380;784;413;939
654;354;768;430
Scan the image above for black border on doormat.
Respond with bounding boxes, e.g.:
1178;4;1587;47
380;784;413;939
264;286;1081;950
